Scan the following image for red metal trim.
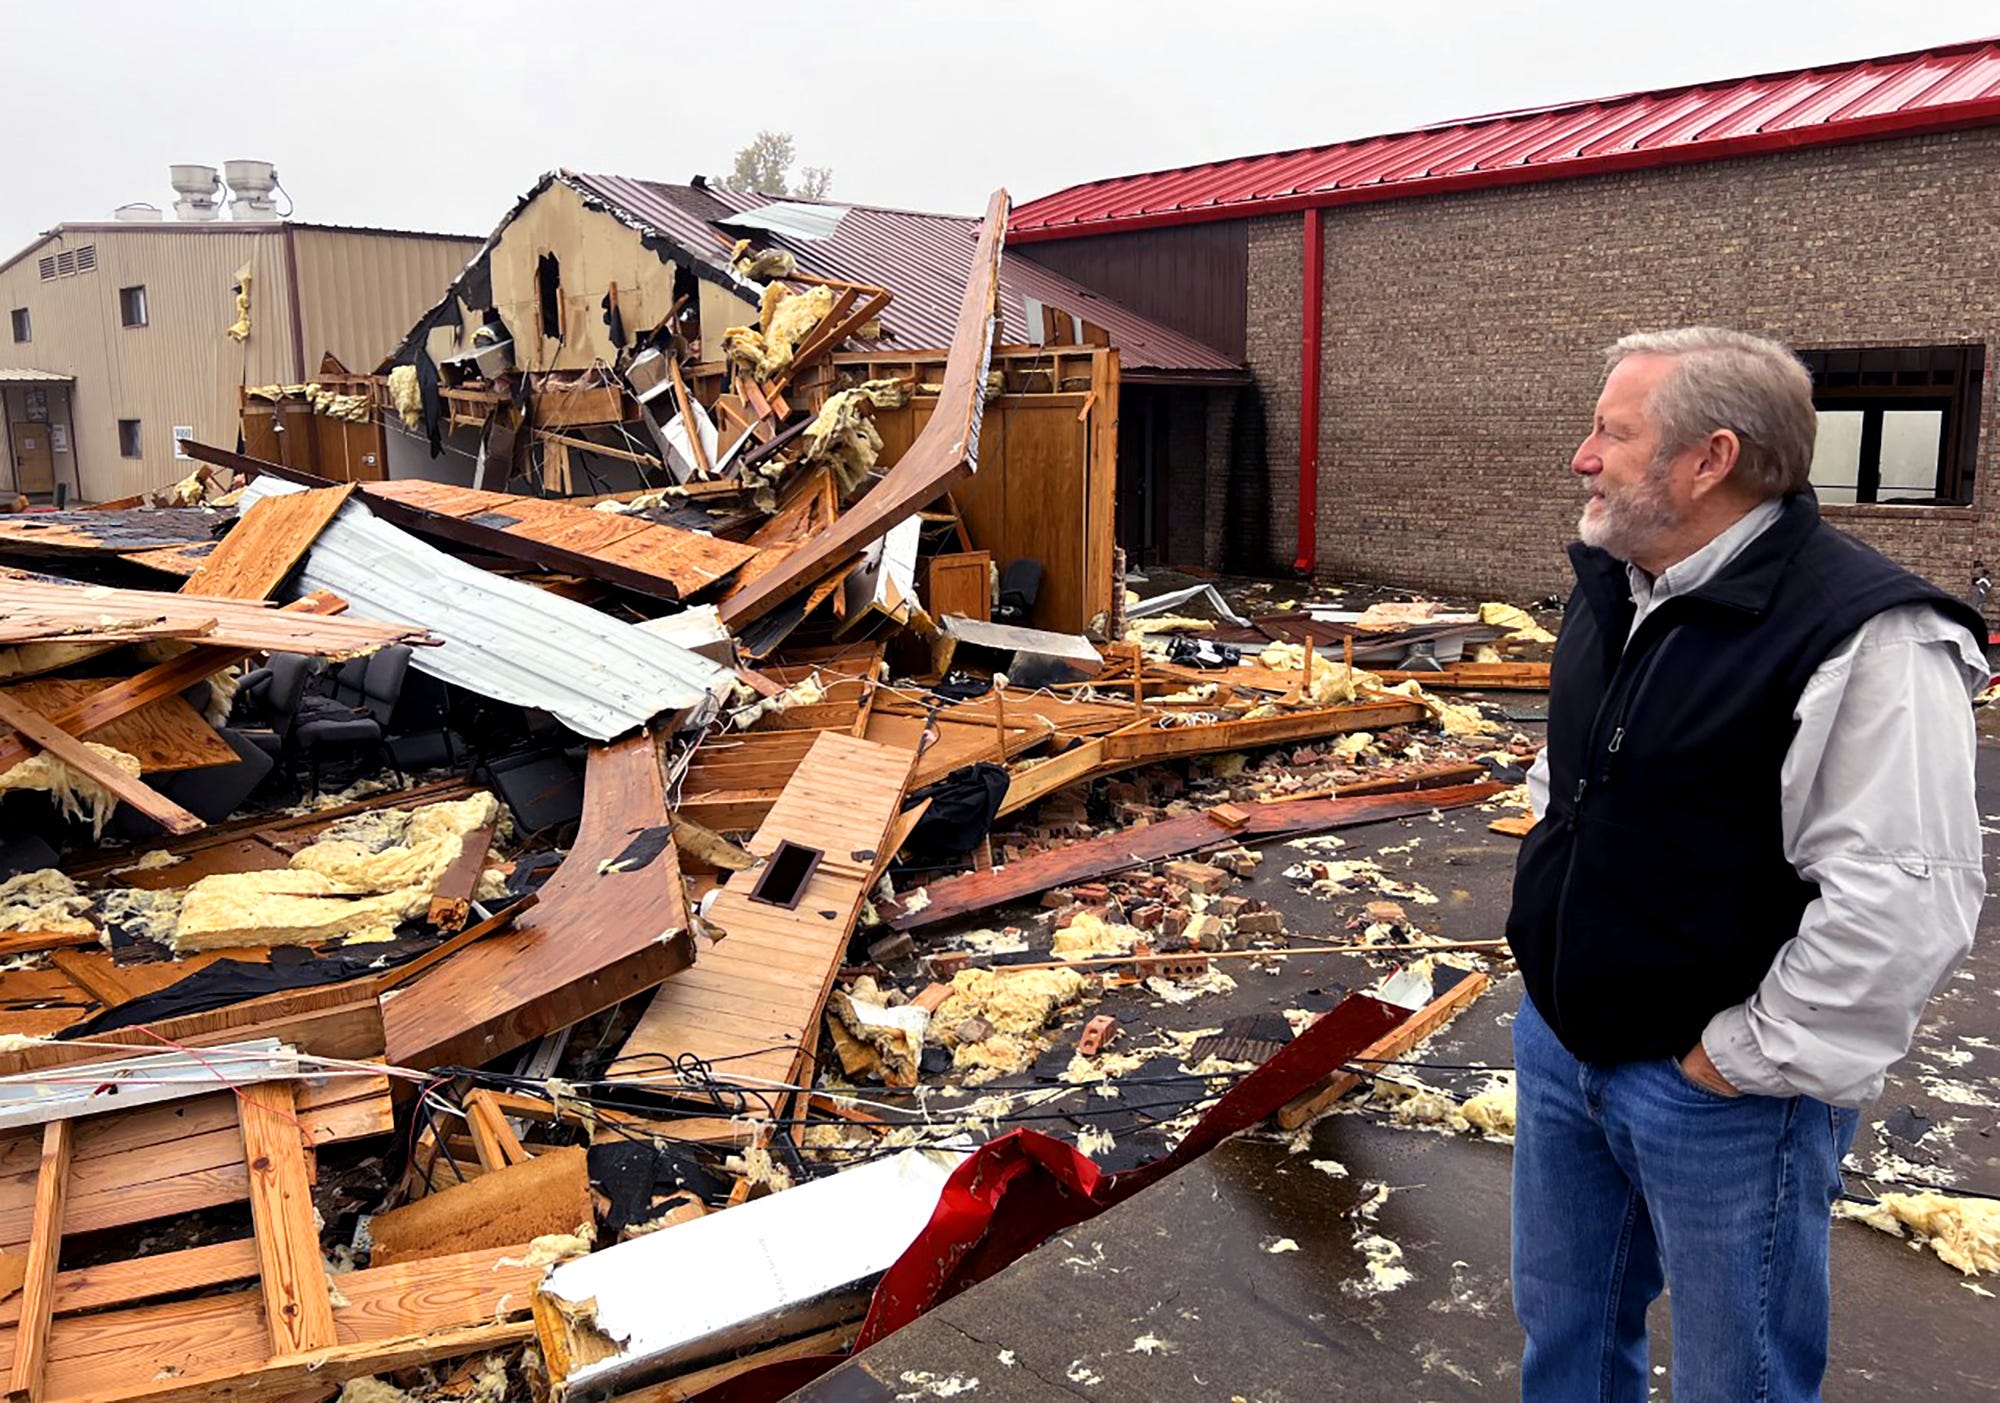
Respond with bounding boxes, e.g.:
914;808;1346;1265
1296;207;1323;576
1008;97;2000;243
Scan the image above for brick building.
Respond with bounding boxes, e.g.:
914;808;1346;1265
1011;38;2000;608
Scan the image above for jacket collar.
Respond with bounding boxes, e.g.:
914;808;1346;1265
1568;491;1822;628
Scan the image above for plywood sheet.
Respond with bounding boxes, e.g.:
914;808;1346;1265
610;732;916;1109
361;480;760;601
2;679;235;774
181;485;354;601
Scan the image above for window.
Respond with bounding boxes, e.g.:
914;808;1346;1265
117;420;142;458
8;308;26;344
1798;345;1984;506
118;285;148;328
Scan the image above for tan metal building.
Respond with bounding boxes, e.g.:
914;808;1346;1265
0;221;479;502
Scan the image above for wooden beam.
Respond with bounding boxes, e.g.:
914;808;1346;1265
0;692;202;835
237;1082;337;1355
425;823;495;933
1276;973;1493;1129
7;1121;71;1403
893;781;1506;931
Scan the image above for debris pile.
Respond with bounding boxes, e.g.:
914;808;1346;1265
0;184;1560;1401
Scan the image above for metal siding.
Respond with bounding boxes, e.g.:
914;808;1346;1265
292;227;484;375
1011;38;2000;237
1012;224;1249;362
239;476;732;740
0;226;283;499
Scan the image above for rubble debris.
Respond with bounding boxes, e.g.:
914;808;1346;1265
1836;1191;2000;1276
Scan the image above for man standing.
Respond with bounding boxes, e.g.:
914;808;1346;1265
1505;328;1986;1401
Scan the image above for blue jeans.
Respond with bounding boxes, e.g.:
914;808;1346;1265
1511;994;1859;1402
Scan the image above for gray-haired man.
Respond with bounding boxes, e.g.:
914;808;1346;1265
1505;328;1986;1400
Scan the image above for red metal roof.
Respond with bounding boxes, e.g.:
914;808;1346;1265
1010;37;2000;240
565;173;1244;379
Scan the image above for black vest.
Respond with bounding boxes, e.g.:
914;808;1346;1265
1505;493;1984;1063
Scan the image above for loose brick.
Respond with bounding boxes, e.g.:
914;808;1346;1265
1164;861;1231;894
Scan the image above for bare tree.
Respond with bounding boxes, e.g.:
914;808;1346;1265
795;164;833;201
725;131;833;200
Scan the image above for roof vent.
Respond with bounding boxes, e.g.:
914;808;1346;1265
224;160;281;220
114;203;163;222
169;164;222;221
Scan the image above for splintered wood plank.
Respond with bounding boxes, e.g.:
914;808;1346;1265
1277;973;1493;1129
0;693;203;836
236;1082;335;1354
610;732;916;1112
381;733;695;1070
8;1121;71;1403
896;781;1507;931
0;578;427;657
181;485;354;601
1;680;234;775
0;594;348;779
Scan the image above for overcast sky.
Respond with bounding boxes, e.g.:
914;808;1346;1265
3;1;1994;249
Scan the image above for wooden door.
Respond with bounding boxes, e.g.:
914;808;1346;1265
9;423;53;495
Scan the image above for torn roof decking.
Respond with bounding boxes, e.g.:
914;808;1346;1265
0;511;219;560
0;576;431;655
717;191;1009;629
234;470;734;741
359;480;762;602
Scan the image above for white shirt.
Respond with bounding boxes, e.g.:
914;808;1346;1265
1525;502;1987;1106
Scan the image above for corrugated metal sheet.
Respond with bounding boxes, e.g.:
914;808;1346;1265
240;475;734;740
0;224;289;499
563;174;1243;379
1010;37;2000;238
291;227;484;375
0;369;73;382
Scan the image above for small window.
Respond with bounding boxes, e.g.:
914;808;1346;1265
8;308;27;344
119;285;148;328
1798;345;1984;506
117;420;142;458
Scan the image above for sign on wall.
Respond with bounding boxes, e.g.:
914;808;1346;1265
22;388;46;423
173;426;194;460
49;425;67;454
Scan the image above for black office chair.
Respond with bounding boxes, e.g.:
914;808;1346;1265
236;653;315;765
294;647;411;795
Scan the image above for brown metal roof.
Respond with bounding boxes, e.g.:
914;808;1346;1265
562;173;1243;381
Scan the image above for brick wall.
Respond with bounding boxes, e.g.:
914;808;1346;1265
1245;215;1305;576
1162;391;1209;565
1203;386;1236;567
1250;127;2000;605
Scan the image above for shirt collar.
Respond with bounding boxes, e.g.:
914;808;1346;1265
1627;498;1785;613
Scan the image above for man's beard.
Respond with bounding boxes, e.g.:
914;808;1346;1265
1579;461;1681;563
